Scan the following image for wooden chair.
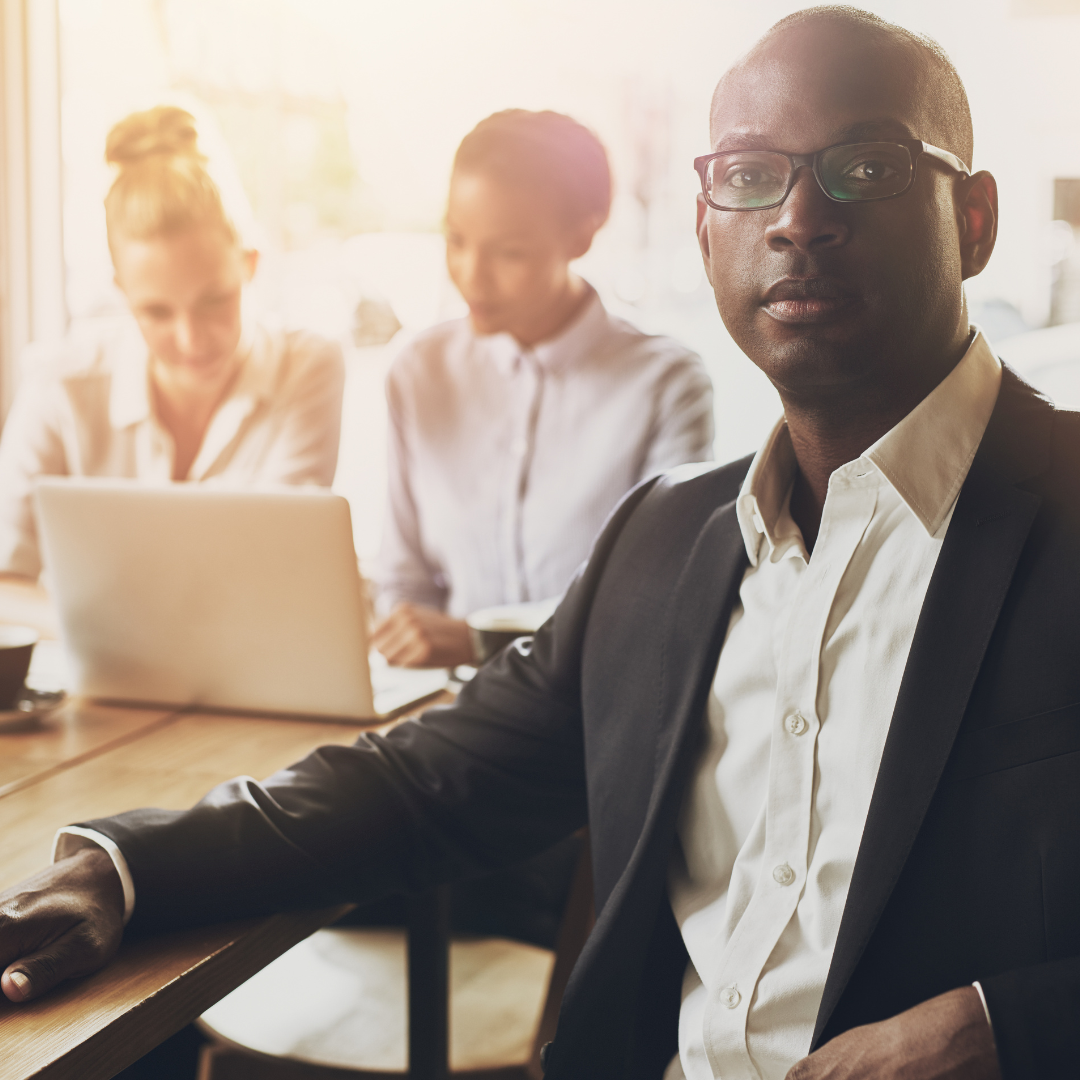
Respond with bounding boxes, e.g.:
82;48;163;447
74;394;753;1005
196;835;594;1080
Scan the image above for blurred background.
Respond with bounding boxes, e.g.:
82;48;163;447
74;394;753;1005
2;0;1079;567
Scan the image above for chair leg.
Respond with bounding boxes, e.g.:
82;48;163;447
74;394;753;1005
527;831;594;1079
407;884;450;1080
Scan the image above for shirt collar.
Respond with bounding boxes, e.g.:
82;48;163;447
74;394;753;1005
483;285;608;376
737;329;1002;566
108;321;153;429
108;318;270;432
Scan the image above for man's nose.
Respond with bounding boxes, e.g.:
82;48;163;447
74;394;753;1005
764;167;850;252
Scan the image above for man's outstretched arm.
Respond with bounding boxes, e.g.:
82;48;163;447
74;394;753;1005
0;474;663;1002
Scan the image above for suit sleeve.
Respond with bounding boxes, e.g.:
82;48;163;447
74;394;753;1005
83;476;661;933
639;349;715;479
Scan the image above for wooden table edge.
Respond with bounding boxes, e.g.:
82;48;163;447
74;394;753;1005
1;904;354;1080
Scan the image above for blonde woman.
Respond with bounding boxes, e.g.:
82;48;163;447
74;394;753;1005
0;106;345;580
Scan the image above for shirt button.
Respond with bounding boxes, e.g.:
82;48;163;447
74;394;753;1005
786;712;808;736
773;864;796;886
719;986;741;1009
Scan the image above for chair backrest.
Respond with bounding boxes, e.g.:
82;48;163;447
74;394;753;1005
405;830;595;1080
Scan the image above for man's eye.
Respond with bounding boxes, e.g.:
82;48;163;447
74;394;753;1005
846;159;898;183
723;165;778;190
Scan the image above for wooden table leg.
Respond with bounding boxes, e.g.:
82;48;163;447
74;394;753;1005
406;884;450;1080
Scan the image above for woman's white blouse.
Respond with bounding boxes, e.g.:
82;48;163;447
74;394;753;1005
377;291;714;618
0;319;345;578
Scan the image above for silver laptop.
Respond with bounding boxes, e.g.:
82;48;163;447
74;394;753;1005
33;478;448;720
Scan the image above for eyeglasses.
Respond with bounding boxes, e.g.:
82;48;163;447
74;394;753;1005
694;140;969;212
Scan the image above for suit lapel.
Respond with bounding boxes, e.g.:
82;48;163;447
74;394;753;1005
651;498;750;813
594;496;749;919
812;370;1050;1045
553;494;751;1073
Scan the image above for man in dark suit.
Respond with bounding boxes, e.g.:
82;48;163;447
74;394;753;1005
1;8;1076;1079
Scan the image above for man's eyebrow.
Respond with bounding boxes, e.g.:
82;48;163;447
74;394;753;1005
833;118;916;142
710;118;916;154
710;133;775;153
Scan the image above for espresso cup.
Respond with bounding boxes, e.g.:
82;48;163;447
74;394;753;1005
467;600;559;664
0;625;38;710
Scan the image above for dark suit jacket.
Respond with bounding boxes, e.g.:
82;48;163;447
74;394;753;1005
90;369;1080;1079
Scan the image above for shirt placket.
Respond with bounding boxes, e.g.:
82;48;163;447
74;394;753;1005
499;352;543;603
703;466;879;1080
134;417;174;483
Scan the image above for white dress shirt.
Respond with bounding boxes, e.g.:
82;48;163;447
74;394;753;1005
666;331;1001;1080
0;318;345;579
377;288;714;617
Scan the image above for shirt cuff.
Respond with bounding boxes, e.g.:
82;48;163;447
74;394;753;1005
52;826;135;925
972;980;994;1041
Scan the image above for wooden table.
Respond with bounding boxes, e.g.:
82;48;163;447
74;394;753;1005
0;695;452;1080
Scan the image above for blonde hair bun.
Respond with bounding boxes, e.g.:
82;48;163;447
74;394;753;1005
104;105;237;254
106;106;204;169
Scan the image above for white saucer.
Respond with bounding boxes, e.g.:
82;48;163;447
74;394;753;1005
0;691;66;732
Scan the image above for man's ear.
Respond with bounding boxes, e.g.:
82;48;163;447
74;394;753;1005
958;171;997;281
243;248;260;283
696;193;714;285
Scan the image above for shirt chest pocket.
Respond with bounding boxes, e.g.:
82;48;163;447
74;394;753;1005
949;700;1080;781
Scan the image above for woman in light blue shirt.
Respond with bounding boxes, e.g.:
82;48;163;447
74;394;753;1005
373;109;714;669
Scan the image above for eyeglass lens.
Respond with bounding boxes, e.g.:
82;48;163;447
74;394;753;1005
703;142;915;209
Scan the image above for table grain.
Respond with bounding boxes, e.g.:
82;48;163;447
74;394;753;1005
0;702;178;797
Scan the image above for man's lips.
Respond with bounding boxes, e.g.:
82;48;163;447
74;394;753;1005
761;278;857;324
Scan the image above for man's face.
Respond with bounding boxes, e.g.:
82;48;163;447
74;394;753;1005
701;27;970;402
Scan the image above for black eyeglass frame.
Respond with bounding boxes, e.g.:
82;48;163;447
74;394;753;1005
693;139;970;212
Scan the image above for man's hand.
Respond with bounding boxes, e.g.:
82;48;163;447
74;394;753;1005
786;986;1001;1080
0;846;125;1002
372;603;476;668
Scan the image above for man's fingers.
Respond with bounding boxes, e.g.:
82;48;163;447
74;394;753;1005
3;947;68;1002
2;967;34;1001
1;920;118;1003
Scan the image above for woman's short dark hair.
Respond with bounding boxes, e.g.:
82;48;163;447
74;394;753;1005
453;109;612;229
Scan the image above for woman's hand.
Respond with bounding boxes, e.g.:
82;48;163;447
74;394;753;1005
372;603;476;668
785;986;1001;1080
0;846;125;1002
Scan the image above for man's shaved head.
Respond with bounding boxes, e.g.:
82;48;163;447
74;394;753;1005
695;1;997;426
711;5;973;168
